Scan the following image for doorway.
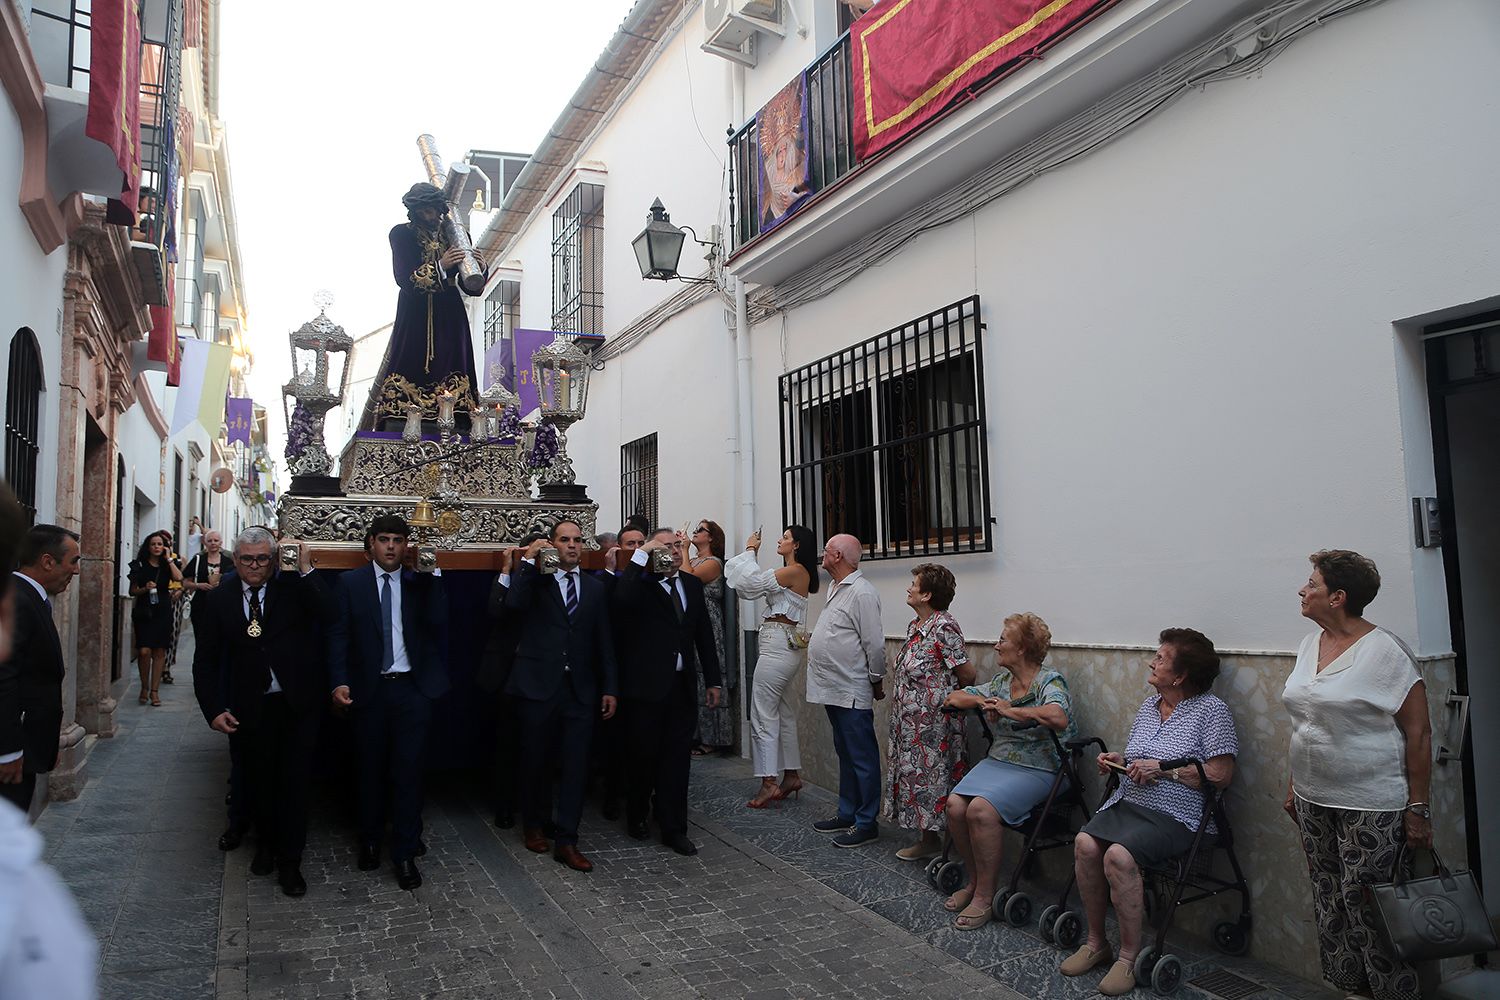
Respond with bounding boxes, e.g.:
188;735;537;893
1426;312;1500;921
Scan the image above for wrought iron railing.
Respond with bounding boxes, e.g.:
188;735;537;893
137;0;183;250
729;31;860;250
28;1;92;90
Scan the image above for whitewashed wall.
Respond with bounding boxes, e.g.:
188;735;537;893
0;97;69;523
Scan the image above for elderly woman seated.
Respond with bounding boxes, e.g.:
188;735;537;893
1061;628;1239;997
940;612;1076;931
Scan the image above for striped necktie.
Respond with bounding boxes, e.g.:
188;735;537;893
563;571;578;618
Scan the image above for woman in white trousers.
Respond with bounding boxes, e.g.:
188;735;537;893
724;525;818;809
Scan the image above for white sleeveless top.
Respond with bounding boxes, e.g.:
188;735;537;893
724;550;808;624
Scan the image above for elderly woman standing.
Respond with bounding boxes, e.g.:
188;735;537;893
941;612;1075;929
883;565;976;862
1283;550;1430;1000
1062;628;1238;996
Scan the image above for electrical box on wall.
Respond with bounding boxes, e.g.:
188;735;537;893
1412;497;1443;548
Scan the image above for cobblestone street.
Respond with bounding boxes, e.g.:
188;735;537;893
34;639;1335;1000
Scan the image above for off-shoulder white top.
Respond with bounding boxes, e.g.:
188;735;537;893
724;550;808;625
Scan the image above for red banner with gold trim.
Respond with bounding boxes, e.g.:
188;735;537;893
85;0;144;219
851;0;1112;160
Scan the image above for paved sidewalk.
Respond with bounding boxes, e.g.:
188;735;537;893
37;635;1335;1000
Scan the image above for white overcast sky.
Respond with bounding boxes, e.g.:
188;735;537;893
220;0;635;475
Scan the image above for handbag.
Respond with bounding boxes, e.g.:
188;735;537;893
1365;844;1498;962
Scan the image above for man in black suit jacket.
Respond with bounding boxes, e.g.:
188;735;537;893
474;535;542;830
328;515;448;891
505;520;617;872
614;528;722;855
192;527;325;897
0;525;82;814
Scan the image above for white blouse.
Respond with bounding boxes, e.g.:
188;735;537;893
1282;628;1422;811
723;550;807;625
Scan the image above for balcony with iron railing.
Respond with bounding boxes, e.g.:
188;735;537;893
728;30;859;252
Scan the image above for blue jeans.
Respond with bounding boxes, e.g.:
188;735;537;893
825;705;881;831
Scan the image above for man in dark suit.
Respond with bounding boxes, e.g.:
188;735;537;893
192;527;325;897
0;525;82;814
614;528;723;855
505;520;617;872
328;515;448;891
475;535;541;830
597;524;646;822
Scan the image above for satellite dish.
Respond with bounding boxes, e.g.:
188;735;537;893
210;468;235;494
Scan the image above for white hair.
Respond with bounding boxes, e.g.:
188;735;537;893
233;526;275;555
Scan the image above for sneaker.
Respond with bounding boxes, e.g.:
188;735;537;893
1059;943;1114;977
832;826;879;849
813;817;855;834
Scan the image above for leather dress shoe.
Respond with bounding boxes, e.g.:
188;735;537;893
250;848;276;877
663;833;698;856
553;844;593;873
277;864;307;897
395;859;422;891
357;843;381;871
523;827;551;853
494;810;515;829
217;826;246;852
415;839;427;858
627;821;650;841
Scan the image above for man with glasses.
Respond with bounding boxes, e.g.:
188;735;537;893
191;527;325;897
505;520;617;872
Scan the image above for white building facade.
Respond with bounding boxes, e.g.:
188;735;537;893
474;0;1499;984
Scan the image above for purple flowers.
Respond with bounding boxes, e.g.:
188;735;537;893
285;401;315;462
529;420;558;468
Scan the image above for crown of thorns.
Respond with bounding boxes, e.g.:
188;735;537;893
401;183;448;212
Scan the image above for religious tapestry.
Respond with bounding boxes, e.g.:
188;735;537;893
851;0;1115;160
756;73;814;234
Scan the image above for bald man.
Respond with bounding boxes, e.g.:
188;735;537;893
806;533;887;848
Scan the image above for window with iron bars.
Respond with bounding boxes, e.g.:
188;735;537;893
551;183;604;336
620;434;659;532
484;279;520;352
778;296;990;560
5;328;44;526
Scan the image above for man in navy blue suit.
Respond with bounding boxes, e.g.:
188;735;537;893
505;519;617;873
328;515;449;891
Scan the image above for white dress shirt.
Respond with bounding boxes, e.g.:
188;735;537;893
376;569;412;674
631;550;687;671
806;570;886;710
241;582;282;694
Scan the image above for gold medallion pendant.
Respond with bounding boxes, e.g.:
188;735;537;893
247;620;263;638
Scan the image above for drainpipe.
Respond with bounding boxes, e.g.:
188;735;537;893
731;61;757;757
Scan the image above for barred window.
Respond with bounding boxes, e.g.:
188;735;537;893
483;279;520;352
5;328;44;526
551;183;604;336
621;433;659;531
779;296;990;560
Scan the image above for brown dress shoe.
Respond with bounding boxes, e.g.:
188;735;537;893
553;845;594;872
523;828;551;854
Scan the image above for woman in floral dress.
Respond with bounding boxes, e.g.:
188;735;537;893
686;519;733;754
884;563;976;861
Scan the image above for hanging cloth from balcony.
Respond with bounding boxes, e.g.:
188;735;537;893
756;73;814;234
86;0;145;223
851;0;1116;160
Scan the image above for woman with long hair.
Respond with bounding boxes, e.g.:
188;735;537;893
724;525;818;809
128;531;182;706
686;520;733;756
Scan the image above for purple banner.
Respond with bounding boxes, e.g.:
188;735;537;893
756;72;813;234
225;396;253;446
513;328;562;417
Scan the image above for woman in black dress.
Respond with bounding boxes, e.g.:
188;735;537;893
129;531;182;706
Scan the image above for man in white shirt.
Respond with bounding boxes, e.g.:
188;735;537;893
806;533;886;848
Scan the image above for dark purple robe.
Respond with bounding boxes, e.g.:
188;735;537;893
360;222;481;430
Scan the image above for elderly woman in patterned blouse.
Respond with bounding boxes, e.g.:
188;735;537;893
882;564;976;862
939;612;1076;931
1060;628;1239;997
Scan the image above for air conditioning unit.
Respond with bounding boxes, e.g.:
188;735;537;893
703;0;784;67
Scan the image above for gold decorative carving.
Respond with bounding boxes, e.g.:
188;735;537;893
373;372;476;418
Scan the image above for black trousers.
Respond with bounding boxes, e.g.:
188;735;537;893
236;692;319;863
493;693;521;820
515;675;594;847
624;670;697;839
226;737;248;832
0;772;36;815
353;673;433;862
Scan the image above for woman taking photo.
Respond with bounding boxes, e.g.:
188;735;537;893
128;531;182;706
1283;550;1430;1000
686;520;732;757
883;564;975;863
724;526;817;809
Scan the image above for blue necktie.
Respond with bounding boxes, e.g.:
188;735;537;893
380;573;394;671
563;571;578;619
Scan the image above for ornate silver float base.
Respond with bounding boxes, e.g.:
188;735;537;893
279;494;597;552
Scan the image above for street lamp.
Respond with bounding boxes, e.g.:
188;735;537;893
632;198;717;284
